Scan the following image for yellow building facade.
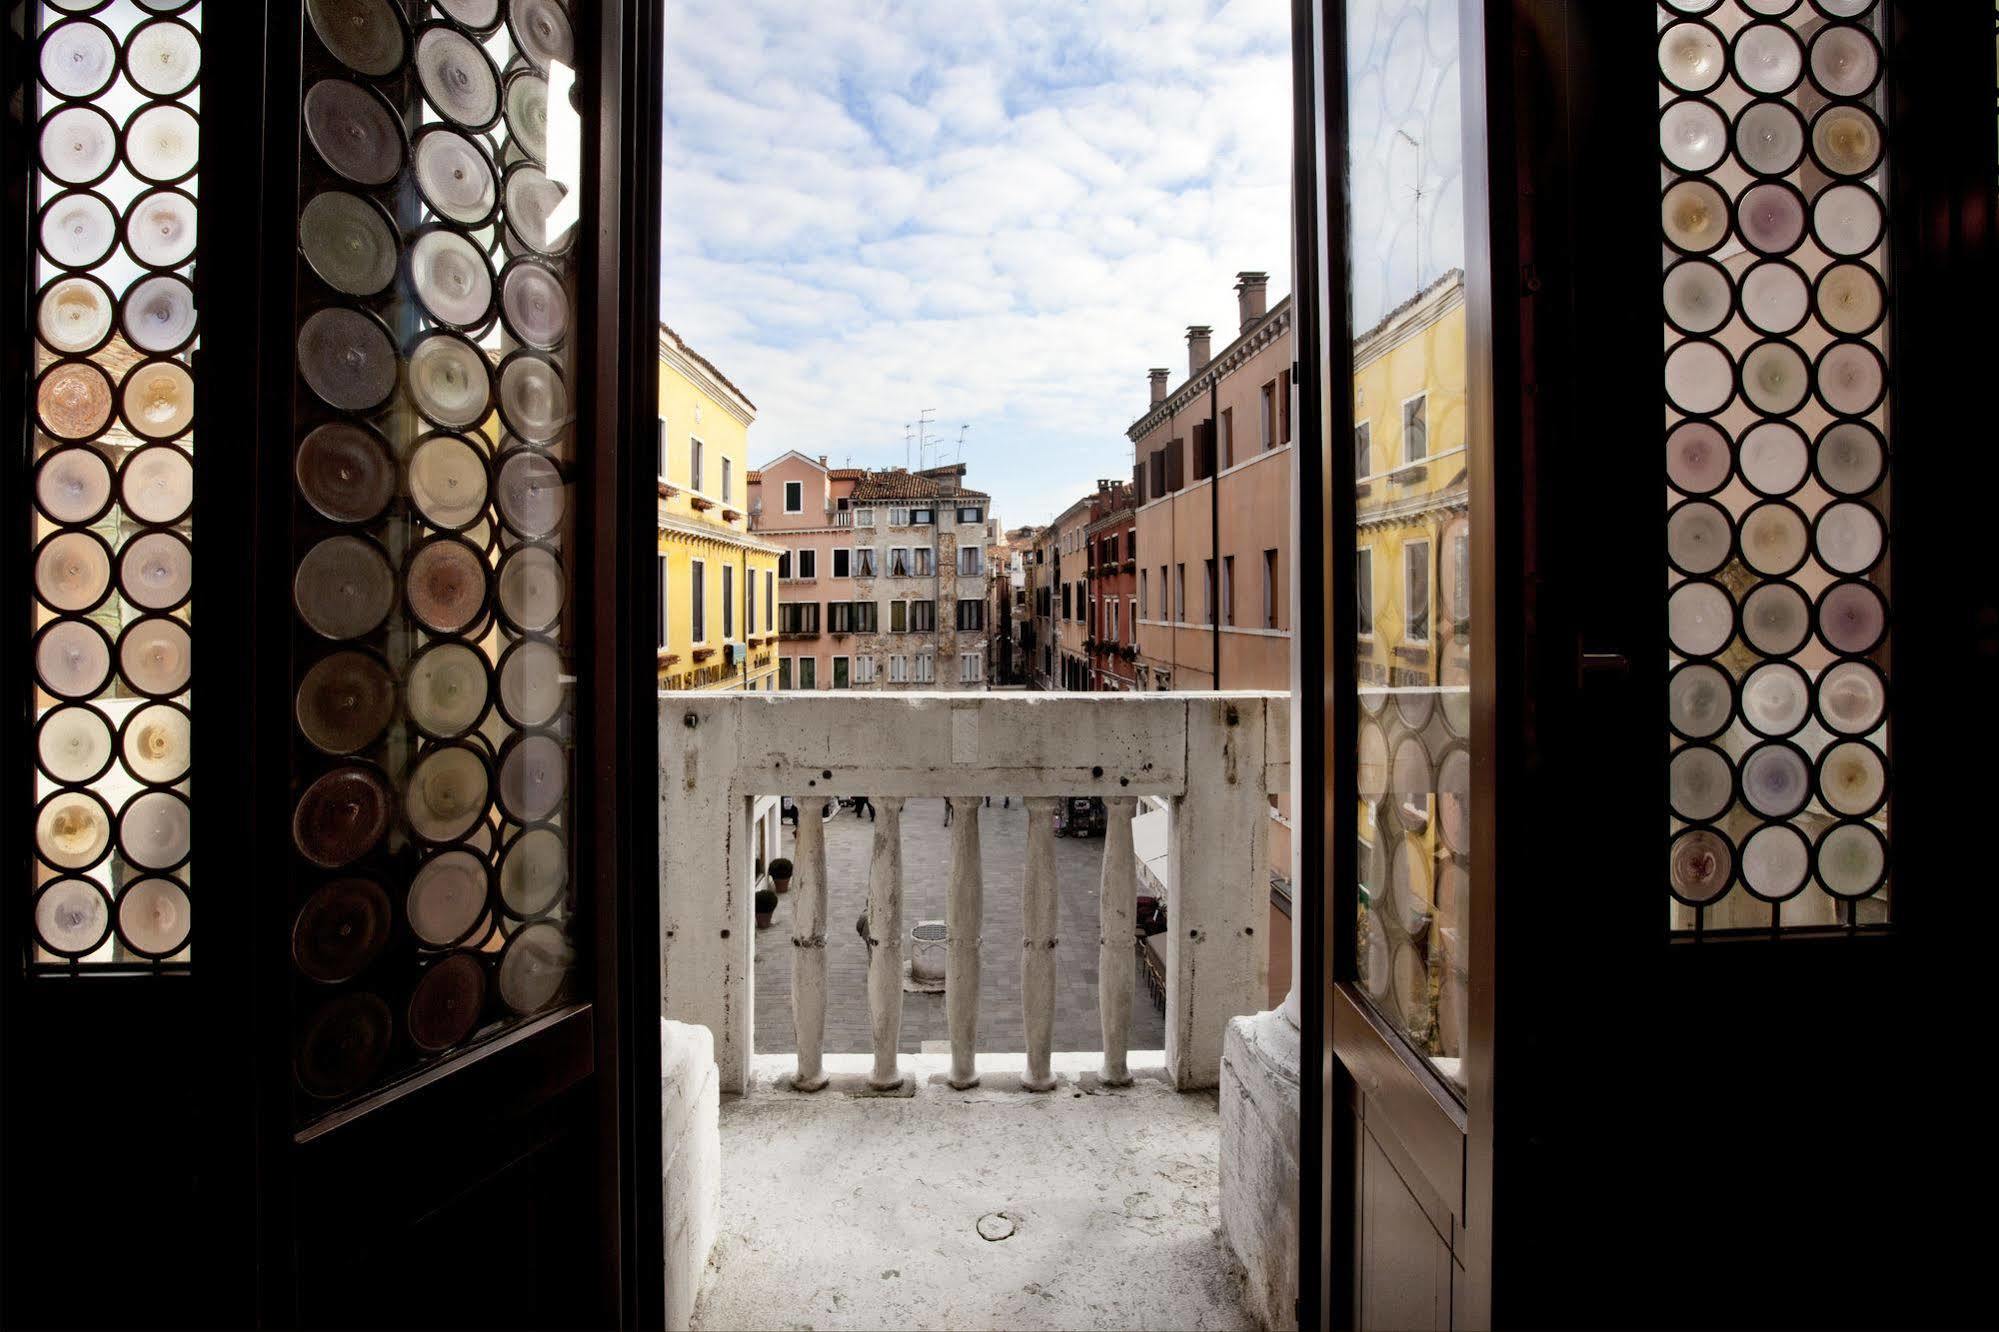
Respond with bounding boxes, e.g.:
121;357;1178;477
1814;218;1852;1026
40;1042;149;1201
656;324;781;692
1352;270;1469;1066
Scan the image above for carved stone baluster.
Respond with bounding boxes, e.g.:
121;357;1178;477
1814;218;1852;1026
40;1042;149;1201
1021;796;1059;1092
1098;797;1139;1086
946;796;984;1089
789;795;829;1091
865;797;907;1091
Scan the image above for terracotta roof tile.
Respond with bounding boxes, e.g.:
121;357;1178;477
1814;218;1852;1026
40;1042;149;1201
850;470;989;502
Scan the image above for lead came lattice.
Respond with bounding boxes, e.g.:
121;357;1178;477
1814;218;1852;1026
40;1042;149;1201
1659;0;1892;930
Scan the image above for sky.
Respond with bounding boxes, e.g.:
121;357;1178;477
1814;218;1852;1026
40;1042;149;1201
661;0;1294;529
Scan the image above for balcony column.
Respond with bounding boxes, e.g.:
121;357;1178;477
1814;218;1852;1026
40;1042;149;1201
1021;796;1060;1092
1165;697;1271;1089
864;797;907;1092
788;796;829;1091
1097;797;1139;1086
945;796;983;1089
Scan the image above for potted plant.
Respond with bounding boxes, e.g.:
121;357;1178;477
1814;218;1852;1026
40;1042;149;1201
754;888;778;929
769;857;794;895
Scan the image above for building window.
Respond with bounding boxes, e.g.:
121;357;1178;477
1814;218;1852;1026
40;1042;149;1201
910;600;936;632
1404;539;1431;642
784;479;803;513
890;600;907;633
1260;381;1275;450
956;599;985;632
1110;598;1120;642
656;417;668;480
827;601;877;634
890;507;909;526
1126;598;1135;642
960;652;981;683
1203;558;1216;625
797;549;816;579
1357;547;1374;638
911;507;935;525
1263;548;1279;629
957;505;982;523
889;654;909;683
888;547;910;577
914;652;935;683
855;654;877;684
1220;407;1234;468
1402;392;1428;463
777;550;791;580
779;657;792;689
1149;449;1166;496
656;554;667;649
856;507;875;526
746;566;756;632
764;570;774;630
722;565;734;640
690;437;705;491
1278;369;1292;446
723;457;734;503
912;546;934;576
690;559;706;642
833;548;850;578
1172;565;1183;622
1222;555;1235;626
1355;420;1372;478
957;546;982;576
1062;582;1071;620
1140;568;1148;617
779;602;820;634
797;657;816;689
832;656;849;689
854;547;877;576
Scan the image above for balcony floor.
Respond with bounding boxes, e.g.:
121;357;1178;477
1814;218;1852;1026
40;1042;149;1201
690;1052;1253;1332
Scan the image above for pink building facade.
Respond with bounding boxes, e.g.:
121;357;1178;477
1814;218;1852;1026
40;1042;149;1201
1129;274;1294;694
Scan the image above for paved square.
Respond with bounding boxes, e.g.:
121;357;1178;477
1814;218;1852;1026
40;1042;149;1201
752;797;1166;1055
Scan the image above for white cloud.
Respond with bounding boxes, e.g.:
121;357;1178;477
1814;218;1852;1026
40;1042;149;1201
663;0;1292;527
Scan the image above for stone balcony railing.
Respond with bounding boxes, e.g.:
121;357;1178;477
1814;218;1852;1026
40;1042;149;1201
660;691;1290;1095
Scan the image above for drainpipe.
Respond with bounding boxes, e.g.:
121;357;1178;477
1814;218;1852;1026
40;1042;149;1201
1209;376;1221;689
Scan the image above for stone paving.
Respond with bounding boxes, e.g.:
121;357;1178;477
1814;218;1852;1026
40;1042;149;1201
752;797;1166;1055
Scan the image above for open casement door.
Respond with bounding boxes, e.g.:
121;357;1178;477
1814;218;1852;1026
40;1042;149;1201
2;3;667;1326
1298;1;1996;1327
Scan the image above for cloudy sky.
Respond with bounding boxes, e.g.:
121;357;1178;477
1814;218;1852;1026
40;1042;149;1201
661;0;1293;528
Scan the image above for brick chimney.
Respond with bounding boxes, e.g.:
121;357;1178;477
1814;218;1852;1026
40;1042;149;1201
818;454;827;466
1186;325;1212;377
1149;368;1170;405
1235;271;1269;332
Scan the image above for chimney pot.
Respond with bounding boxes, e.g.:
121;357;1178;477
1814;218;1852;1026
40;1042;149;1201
1148;367;1171;406
1235;271;1270;333
1186;326;1213;379
818;454;827;466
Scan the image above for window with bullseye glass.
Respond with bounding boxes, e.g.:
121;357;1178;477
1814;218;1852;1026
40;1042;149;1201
28;0;205;969
1659;0;1892;932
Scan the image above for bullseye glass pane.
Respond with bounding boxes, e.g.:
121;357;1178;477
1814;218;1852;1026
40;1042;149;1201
25;1;203;968
1660;0;1891;932
284;0;586;1116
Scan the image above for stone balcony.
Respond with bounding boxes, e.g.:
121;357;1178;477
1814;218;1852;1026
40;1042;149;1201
658;692;1292;1330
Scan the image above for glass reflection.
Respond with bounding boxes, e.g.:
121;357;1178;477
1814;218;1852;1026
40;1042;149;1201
1346;0;1470;1094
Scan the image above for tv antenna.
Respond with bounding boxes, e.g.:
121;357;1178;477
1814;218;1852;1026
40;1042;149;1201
917;408;936;470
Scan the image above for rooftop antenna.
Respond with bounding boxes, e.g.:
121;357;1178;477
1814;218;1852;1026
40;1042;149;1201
904;423;912;469
956;424;969;466
918;408;936;470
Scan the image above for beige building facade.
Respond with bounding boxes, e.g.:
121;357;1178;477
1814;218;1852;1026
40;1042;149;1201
747;457;994;690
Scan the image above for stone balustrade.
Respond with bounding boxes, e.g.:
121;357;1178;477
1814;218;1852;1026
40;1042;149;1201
660;691;1290;1095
